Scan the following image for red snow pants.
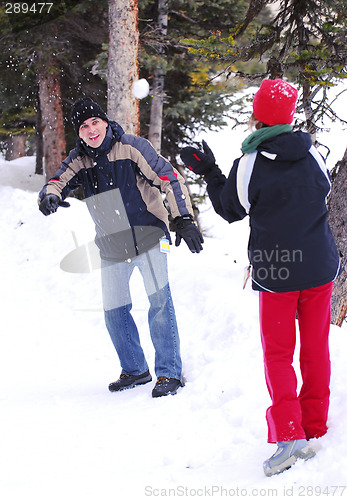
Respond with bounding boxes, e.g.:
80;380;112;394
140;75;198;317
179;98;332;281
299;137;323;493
259;281;333;443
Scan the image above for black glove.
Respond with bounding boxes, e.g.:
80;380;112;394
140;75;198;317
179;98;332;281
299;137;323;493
180;140;216;177
39;194;70;216
174;215;204;253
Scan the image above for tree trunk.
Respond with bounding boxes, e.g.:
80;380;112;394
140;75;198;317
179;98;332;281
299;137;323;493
35;96;43;175
38;67;66;181
146;0;201;229
5;134;26;161
148;70;165;152
107;0;139;135
148;0;168;152
327;146;347;326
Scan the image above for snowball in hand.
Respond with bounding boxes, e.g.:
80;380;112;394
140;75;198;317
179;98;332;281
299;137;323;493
132;79;150;99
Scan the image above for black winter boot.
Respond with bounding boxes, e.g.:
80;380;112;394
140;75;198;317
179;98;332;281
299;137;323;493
152;377;183;398
109;370;152;392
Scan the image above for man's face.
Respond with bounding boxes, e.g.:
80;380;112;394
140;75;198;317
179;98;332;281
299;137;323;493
78;117;108;148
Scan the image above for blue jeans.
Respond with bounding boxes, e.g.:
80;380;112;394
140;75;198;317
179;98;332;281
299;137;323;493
101;246;182;379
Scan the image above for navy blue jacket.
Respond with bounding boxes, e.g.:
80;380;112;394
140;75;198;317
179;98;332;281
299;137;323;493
206;131;340;292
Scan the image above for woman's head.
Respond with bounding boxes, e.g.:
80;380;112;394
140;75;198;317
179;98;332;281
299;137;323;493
252;79;298;126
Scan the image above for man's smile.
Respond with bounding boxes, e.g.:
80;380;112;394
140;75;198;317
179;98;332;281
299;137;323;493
89;133;100;141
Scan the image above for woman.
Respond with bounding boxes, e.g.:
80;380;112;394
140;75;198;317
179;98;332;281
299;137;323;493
180;78;340;476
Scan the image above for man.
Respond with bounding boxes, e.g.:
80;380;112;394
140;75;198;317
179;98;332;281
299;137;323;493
38;97;203;397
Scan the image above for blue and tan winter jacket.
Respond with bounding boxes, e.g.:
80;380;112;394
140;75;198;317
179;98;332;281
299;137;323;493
205;130;340;292
38;121;194;261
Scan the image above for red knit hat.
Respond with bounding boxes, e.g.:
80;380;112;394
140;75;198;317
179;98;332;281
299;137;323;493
252;79;298;126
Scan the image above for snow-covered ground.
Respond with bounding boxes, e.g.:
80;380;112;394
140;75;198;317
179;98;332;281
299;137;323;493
1;95;346;499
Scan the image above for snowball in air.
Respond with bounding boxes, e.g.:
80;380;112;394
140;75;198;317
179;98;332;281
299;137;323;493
132;79;150;99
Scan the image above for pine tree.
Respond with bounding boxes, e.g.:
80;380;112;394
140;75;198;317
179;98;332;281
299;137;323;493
0;1;108;178
138;0;251;162
134;0;252;214
181;0;347;136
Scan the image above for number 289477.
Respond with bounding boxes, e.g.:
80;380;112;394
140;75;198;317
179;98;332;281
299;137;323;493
5;3;53;15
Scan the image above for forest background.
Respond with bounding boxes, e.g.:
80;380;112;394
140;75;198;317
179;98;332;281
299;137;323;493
0;0;346;324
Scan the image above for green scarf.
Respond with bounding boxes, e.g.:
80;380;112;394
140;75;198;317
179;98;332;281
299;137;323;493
241;124;292;154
